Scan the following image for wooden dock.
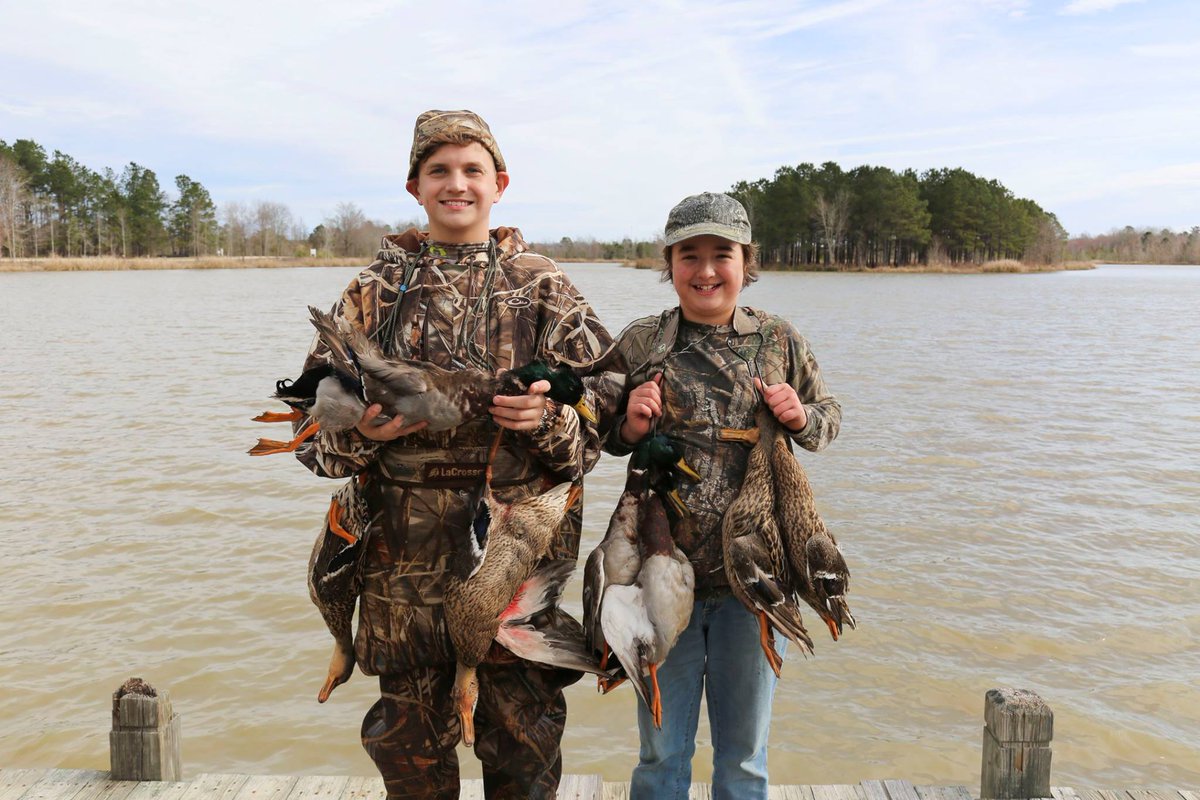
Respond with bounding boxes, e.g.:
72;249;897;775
1;769;1196;800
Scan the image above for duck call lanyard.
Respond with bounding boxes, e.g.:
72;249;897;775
376;239;499;370
637;310;768;434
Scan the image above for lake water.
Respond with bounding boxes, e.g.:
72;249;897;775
1;263;1197;789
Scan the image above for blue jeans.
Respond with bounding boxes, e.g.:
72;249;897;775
629;593;785;800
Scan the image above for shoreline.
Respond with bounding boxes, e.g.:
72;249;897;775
0;256;365;273
624;257;1099;273
0;256;1127;275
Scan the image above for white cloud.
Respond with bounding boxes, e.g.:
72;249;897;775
2;0;1198;238
1061;0;1145;15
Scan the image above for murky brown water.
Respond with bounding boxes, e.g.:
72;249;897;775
1;263;1197;788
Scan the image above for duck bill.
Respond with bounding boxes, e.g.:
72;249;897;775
453;664;480;747
572;397;599;425
675;457;702;483
317;640;355;703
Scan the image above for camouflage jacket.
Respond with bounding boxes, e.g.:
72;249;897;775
294;227;613;673
602;306;841;595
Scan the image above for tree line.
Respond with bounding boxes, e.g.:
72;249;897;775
729;162;1068;267
1066;226;1200;265
0;138;409;260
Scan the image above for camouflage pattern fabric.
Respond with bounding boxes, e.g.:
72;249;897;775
407;109;506;180
362;658;579;800
292;227;610;797
601;306;841;595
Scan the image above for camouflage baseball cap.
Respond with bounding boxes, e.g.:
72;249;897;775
663;192;752;246
407;109;506;180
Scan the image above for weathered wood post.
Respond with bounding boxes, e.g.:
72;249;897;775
981;688;1053;799
109;677;182;781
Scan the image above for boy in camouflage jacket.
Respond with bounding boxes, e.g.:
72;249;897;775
293;110;613;800
603;193;841;799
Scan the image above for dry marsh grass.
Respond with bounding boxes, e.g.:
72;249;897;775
0;256;365;273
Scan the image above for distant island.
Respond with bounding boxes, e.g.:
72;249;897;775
2;137;1194;271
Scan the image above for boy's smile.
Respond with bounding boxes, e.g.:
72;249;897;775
670;234;745;326
406;141;509;243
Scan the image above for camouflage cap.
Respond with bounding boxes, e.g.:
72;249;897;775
407;109;506;180
663;192;752;246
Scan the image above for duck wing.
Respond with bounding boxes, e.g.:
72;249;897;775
599;583;656;712
495;561;611;676
722;438;814;656
583;474;646;652
766;411;856;640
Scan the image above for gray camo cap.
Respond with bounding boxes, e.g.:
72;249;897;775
664;192;752;246
407;109;506;180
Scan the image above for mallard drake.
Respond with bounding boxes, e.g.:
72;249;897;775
444;478;596;747
722;406;815;676
600;492;694;728
583;467;651;692
631;434;702;519
765;412;857;640
249;306;598;455
307;473;370;703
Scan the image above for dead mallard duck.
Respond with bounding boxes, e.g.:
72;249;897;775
722;406;816;676
444;475;604;747
249;306;597;455
307;472;370;703
763;409;857;640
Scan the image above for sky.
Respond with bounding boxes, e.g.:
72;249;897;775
2;0;1198;242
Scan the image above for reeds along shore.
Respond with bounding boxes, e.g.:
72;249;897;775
624;256;1097;273
0;256;365;273
0;255;1096;274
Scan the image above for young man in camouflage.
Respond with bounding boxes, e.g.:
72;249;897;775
603;192;842;799
292;110;613;800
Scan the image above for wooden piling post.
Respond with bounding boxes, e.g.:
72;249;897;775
109;677;181;781
980;688;1053;799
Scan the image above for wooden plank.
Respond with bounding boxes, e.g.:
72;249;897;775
336;778;382;800
120;781;191;800
1179;791;1200;800
1069;790;1108;800
861;781;893;800
227;776;298;800
601;782;630;800
919;787;972;800
772;787;821;800
885;780;924;800
72;777;138;800
557;774;603;800
177;775;249;800
280;776;348;800
0;769;47;800
20;771;109;800
1053;788;1082;800
813;785;866;800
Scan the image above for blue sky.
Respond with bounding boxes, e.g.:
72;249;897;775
2;0;1197;241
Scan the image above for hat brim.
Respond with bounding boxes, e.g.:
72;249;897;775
664;221;752;247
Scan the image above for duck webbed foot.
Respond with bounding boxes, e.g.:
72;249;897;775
327;497;357;546
648;662;664;729
453;664;481;747
252;410;304;423
317;640;355;703
247;421;320;456
756;612;784;678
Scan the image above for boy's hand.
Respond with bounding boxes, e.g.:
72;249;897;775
754;378;807;433
355;404;430;441
620;373;663;444
490;379;551;431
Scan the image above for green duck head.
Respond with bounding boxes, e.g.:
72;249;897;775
509;360;598;424
632;434;701;518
